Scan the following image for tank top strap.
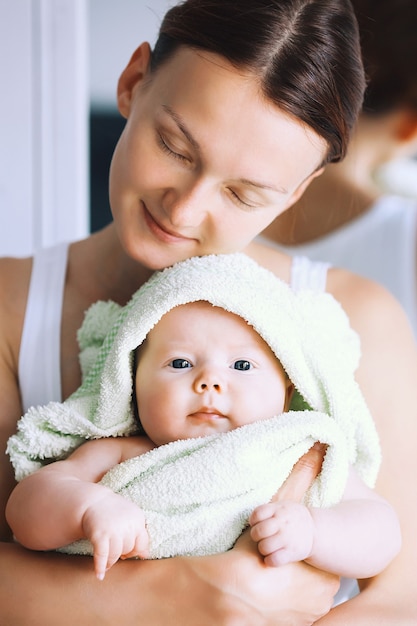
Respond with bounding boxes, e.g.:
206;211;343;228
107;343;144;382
290;255;330;293
19;242;69;411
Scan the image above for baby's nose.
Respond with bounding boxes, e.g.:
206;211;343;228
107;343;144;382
194;369;223;393
197;380;221;392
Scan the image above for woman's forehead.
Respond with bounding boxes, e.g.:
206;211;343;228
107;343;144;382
142;47;327;187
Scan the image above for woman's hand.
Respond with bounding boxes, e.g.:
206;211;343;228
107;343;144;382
0;538;337;626
229;444;338;624
184;444;338;626
274;442;326;502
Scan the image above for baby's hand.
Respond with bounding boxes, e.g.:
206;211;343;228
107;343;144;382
249;501;315;567
82;494;150;580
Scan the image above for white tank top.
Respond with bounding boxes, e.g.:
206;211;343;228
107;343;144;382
19;242;69;412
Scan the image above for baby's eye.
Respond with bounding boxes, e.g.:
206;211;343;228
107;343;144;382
169;358;192;369
233;360;252;371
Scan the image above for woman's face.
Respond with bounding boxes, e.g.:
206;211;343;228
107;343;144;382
110;44;326;270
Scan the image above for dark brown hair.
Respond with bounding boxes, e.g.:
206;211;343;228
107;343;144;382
151;0;366;165
351;0;417;114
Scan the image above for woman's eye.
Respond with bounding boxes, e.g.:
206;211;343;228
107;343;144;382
233;360;252;371
170;358;192;369
157;133;189;163
227;188;258;210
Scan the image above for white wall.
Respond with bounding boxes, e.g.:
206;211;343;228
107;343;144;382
0;0;174;257
0;2;33;256
2;0;415;258
89;0;174;110
0;0;89;257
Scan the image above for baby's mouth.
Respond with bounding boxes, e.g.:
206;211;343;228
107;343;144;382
189;408;227;420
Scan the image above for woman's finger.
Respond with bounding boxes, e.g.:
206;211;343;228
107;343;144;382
273;443;326;503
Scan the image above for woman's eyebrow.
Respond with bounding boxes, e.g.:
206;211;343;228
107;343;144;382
238;178;288;195
161;104;287;195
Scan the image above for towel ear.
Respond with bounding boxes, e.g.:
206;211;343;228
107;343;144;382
77;300;123;382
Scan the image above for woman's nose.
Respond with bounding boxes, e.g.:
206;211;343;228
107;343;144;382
162;178;210;228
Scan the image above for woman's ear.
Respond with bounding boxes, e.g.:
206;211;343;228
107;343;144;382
286;167;325;211
117;42;152;118
395;109;417;143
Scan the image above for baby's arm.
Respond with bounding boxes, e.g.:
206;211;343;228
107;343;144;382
6;436;155;580
249;465;402;579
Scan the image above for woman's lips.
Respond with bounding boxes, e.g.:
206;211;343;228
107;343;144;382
142;202;196;244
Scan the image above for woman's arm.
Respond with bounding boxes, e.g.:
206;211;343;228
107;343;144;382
1;444;339;625
0;535;339;626
318;269;417;624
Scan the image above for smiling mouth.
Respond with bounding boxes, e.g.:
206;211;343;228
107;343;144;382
142;202;196;243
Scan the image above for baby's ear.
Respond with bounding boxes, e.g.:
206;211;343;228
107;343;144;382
117;42;152;118
284;379;295;412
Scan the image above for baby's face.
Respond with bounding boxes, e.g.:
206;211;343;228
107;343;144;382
135;302;292;446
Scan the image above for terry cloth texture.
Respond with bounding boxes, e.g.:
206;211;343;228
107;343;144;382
7;253;381;558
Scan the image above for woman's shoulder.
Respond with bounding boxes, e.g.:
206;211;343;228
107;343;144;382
0;255;32;337
0;256;33;388
0;254;32;290
0;256;35;529
244;239;293;283
251;236;403;302
247;239;411;339
326;264;412;340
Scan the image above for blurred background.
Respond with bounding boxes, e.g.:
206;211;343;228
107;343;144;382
1;0;416;256
89;0;172;232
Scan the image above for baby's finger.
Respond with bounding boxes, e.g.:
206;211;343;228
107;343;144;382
93;535;124;580
249;503;274;526
263;547;293;567
257;533;286;559
93;543;110;581
121;537;150;560
121;548;150;560
250;517;280;543
133;528;150;558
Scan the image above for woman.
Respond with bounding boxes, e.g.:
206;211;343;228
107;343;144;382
1;1;416;624
264;0;417;335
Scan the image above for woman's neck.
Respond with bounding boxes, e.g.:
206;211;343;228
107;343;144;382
262;167;377;246
68;223;154;306
263;112;404;246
